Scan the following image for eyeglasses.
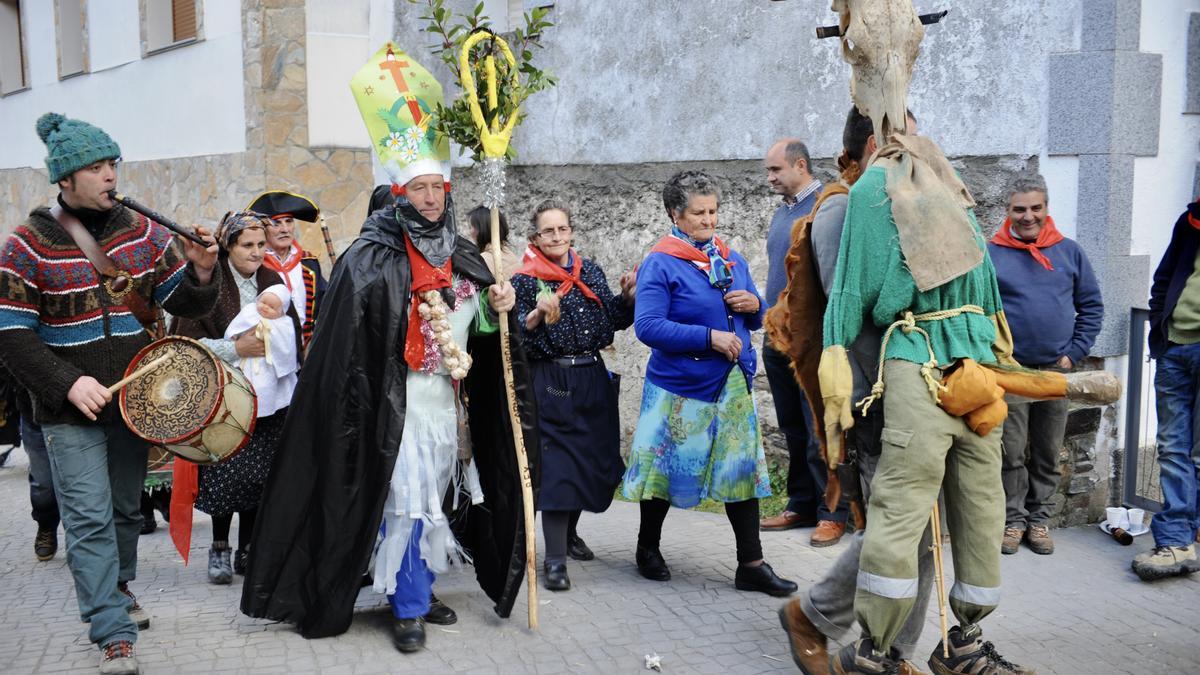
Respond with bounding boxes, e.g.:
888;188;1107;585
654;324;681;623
536;225;572;239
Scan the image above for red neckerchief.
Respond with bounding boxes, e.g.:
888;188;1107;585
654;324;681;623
1188;200;1200;230
990;215;1065;271
516;245;602;306
262;242;303;291
650;234;734;270
403;232;453;372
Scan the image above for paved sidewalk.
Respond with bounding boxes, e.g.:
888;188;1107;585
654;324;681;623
0;445;1196;674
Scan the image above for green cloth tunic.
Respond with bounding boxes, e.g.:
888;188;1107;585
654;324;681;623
822;165;1003;366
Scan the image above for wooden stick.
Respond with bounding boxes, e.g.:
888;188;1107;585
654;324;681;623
318;213;337;267
930;502;950;658
490;206;538;630
107;353;172;395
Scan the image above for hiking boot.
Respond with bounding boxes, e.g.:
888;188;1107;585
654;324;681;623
898;661;928;675
35;526;57;561
208;543;233;585
734;561;797;597
928;624;1033;674
777;599;828;674
1131;544;1200;581
423;594;457;625
812;520;847;547
392;617;426;653
635;545;670;581
1024;524;1053;555
100;640;139;675
567;534;595;561
1000;526;1022;555
830;638;901;674
118;582;150;630
233;549;249;575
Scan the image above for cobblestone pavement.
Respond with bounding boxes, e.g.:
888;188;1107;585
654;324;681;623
0;445;1197;674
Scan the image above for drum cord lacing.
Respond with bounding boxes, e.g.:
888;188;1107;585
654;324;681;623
856;304;985;415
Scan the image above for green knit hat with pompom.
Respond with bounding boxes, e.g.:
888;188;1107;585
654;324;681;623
36;112;121;184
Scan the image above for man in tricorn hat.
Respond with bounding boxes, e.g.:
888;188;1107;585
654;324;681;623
0;112;220;675
245;190;327;347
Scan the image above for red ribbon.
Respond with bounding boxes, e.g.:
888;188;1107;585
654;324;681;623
403;233;453;371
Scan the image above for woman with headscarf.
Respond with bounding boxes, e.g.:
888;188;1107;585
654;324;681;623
622;170;797;597
168;211;303;585
511;199;635;592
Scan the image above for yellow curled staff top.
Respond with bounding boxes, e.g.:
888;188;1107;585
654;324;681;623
458;30;521;159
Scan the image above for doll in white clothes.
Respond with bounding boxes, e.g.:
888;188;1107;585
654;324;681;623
224;284;299;417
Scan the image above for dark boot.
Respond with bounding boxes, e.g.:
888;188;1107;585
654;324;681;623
830;638;900;674
35;526;57;562
635;545;670;581
734;561;798;597
139;493;157;535
392;617;426;653
423;594;457;625
233;549;249;575
208;542;233;585
928;625;1034;674
543;560;572;591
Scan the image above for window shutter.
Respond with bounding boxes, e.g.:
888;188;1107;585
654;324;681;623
172;0;196;42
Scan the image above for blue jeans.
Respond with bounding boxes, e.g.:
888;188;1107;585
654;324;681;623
386;520;434;620
23;419;60;530
43;420;147;647
1151;343;1200;547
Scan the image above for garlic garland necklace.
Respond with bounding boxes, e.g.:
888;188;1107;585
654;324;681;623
416;289;473;380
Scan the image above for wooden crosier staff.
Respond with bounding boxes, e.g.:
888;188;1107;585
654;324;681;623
318;212;337;267
458;29;538;630
930;503;950;658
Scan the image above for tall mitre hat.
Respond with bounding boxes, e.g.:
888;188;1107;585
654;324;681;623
350;43;451;188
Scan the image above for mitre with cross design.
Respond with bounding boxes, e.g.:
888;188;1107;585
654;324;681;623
351;43;451;187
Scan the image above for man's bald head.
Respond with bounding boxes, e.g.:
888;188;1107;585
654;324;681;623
765;137;813;197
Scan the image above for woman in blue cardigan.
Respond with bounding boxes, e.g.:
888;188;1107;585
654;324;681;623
622;170;796;597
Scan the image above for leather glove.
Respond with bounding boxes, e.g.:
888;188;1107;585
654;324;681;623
818;346;855;468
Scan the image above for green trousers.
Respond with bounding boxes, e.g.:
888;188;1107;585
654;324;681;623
855;360;1004;652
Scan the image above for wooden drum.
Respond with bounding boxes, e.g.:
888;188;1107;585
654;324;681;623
120;336;257;465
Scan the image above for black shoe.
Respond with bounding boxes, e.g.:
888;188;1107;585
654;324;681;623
543;560;572;591
424;594;457;625
392;617;426;653
233;549;248;575
635;545;670;581
139;517;157;535
35;526;57;561
567;534;595;561
734;561;798;597
830;638;900;674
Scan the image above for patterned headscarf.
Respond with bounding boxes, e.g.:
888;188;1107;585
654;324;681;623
215;211;271;251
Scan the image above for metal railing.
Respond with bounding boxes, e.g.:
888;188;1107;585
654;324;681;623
1122;307;1163;511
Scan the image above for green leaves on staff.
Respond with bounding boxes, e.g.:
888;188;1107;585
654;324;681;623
407;0;557;160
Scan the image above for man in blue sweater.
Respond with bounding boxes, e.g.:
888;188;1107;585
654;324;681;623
988;174;1103;556
759;138;851;547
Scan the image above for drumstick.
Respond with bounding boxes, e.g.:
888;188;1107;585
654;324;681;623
108;353;173;395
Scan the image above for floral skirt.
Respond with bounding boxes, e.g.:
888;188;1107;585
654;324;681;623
622;370;770;509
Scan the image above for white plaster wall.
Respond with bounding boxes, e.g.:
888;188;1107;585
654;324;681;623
0;0;245;169
306;0;372;148
1131;0;1200;285
392;0;1079;165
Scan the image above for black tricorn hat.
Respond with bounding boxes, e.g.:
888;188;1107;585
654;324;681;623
246;190;320;222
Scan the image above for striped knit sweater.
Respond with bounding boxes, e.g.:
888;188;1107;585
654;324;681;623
0;203;221;425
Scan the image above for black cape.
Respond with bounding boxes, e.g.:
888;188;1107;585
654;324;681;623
240;205;540;638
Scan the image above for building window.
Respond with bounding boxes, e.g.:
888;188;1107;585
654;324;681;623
0;0;28;95
143;0;200;55
56;0;87;79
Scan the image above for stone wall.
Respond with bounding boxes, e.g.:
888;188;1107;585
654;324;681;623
451;153;1037;459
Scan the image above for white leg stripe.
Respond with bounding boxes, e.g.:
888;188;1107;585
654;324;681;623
950;581;1000;606
856;570;919;599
